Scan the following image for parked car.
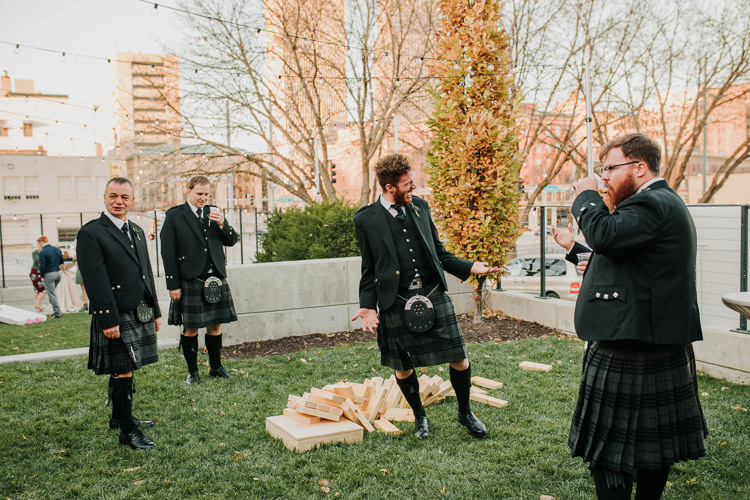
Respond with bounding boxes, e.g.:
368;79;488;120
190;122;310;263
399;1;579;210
495;255;582;300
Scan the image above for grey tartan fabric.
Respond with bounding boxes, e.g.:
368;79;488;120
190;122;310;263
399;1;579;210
377;291;466;371
88;310;158;375
168;277;237;328
568;341;707;474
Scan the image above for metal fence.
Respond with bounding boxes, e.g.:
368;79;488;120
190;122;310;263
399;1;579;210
512;203;749;333
0;207;268;288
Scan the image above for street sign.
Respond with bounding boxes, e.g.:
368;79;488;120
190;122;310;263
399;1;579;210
543;185;560;193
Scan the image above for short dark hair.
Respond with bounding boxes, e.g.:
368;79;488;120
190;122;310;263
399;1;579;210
600;133;661;173
105;177;134;194
187;175;211;190
374;154;412;190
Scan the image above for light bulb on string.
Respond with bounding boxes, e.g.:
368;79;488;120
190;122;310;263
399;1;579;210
60;52;66;62
151;3;159;16
14;44;20;55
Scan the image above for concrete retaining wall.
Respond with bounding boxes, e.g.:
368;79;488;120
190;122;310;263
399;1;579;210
488;290;750;385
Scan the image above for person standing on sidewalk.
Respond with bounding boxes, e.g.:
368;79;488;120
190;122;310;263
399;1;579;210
77;177;161;450
160;175;239;385
37;236;64;318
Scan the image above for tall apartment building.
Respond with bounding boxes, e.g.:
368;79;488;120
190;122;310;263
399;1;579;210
98;53;181;154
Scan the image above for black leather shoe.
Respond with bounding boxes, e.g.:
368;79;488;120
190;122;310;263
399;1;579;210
414;416;431;439
109;417;155;430
458;411;487;438
118;428;155;450
186;370;201;385
208;366;232;378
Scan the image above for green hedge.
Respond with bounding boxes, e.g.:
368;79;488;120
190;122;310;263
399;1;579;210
256;200;360;262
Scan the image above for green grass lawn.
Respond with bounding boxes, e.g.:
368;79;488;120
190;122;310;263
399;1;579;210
0;313;90;356
1;334;748;499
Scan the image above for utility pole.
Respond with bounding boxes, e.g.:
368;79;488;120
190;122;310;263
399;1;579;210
314;136;321;202
584;60;594;177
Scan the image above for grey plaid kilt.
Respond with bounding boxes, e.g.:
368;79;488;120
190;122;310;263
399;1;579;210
88;310;159;375
569;341;707;476
377;291;467;371
168;277;237;328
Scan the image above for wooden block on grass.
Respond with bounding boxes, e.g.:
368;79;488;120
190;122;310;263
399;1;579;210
519;361;552;372
470;386;488;395
283;407;321;425
365;383;388;422
266;415;363;452
471;376;504;390
374;419;402;434
470;393;509;408
383;407;414;422
310;387;346;404
341;398;375;432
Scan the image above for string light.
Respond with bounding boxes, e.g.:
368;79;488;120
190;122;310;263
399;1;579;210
13;44;20;54
151;3;159;16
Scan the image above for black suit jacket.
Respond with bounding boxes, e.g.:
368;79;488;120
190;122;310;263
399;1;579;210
570;180;702;344
353;196;473;311
160;202;238;290
76;214;161;330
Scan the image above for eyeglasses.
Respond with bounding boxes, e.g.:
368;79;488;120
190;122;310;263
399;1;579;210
596;160;639;175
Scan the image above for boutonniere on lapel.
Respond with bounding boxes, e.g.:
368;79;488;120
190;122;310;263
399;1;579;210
132;226;142;241
408;202;420;218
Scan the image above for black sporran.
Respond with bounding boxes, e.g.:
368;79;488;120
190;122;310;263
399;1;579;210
136;299;154;323
203;276;223;304
403;294;435;333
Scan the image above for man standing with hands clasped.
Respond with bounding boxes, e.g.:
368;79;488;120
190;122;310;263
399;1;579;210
561;133;707;499
352;154;501;440
161;175;238;385
77;177;161;450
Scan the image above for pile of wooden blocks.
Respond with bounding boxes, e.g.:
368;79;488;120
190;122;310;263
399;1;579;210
267;374;507;451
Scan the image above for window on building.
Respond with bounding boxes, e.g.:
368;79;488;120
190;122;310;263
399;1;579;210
25;176;39;200
58;176;72;201
3;176;21;200
23;122;33;137
0;126;8;137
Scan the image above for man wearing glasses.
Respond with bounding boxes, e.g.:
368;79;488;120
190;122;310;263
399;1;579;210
562;133;707;499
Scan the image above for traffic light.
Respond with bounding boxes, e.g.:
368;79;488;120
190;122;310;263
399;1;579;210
518;177;525;193
330;162;336;184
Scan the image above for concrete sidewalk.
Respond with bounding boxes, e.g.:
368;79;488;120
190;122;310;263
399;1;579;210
0;338;179;365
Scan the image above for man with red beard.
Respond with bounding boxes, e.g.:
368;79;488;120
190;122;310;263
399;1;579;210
352;154;500;440
560;133;707;499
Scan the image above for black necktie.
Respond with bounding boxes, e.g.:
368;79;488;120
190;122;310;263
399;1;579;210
394;204;406;224
196;208;202;220
121;223;130;240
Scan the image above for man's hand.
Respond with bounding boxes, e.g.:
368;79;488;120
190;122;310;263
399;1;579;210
155;318;161;332
351;308;379;333
552;223;575;252
577;261;589;274
471;262;502;274
573;176;598;193
169;289;181;301
103;325;120;339
209;208;224;228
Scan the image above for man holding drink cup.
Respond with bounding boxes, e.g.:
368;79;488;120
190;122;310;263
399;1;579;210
555;133;706;499
161;175;239;385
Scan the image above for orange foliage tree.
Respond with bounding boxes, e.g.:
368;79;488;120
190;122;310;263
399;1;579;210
428;0;521;323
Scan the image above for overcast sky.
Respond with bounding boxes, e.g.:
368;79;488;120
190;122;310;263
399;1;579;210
0;0;183;106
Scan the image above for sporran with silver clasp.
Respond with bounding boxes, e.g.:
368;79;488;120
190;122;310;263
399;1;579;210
136;299;154;323
400;284;440;333
203;276;223;304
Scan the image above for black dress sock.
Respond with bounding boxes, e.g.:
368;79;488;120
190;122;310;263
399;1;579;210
181;334;199;372
395;371;426;418
111;377;136;434
634;466;671;500
449;364;472;415
592;468;633;500
205;334;223;369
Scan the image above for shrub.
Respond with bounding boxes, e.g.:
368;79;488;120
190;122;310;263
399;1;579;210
256;200;360;262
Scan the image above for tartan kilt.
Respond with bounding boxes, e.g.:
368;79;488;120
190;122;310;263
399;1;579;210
30;268;45;293
168;277;237;328
377;291;467;371
88;310;159;375
568;341;707;474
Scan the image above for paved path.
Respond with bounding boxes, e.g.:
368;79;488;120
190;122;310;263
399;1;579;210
0;338;179;365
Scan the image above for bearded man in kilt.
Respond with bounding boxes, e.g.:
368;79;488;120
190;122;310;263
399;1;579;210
352;154;501;440
561;133;707;499
161;175;238;385
77;178;161;450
